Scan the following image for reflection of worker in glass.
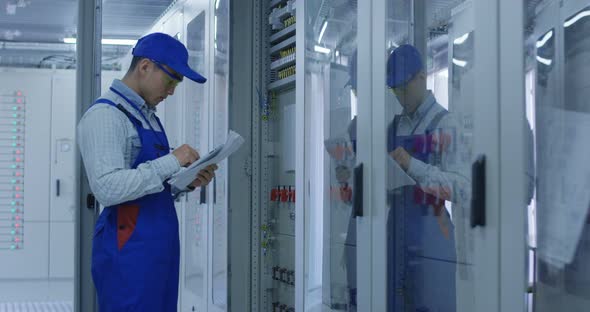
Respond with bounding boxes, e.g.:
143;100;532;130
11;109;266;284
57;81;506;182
386;44;468;312
326;50;358;311
343;50;358;311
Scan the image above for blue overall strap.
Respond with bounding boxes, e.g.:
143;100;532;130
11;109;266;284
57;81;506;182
108;87;168;148
93;98;142;127
388;107;448;151
387;115;402;152
425;109;449;133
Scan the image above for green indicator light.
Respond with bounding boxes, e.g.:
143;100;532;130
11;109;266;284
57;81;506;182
10;245;15;250
11;209;15;213
13;114;17;118
12;121;17;125
11;201;15;206
11;165;16;169
11;143;16;147
11;180;16;184
11;129;16;133
12;136;16;140
10;230;15;235
12;107;17;111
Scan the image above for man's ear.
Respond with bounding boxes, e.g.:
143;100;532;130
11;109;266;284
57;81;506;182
137;58;153;76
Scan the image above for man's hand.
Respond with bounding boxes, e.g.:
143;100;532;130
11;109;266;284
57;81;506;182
389;147;411;171
189;164;218;189
172;144;200;167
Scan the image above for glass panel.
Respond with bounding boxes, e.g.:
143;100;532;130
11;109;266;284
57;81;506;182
304;0;358;311
384;1;475;311
184;9;209;308
0;1;81;308
529;1;590;310
95;0;182;309
212;0;230;307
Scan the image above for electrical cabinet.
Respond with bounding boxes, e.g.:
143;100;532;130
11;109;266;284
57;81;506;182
258;1;298;311
0;68;119;305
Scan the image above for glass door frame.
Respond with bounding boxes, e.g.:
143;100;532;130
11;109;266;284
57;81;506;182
295;1;369;310
295;0;527;310
358;0;509;310
498;0;528;311
525;0;590;310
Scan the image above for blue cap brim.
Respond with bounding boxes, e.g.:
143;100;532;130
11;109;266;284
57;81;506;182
168;62;207;84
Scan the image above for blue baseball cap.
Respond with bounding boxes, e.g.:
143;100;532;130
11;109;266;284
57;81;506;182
132;32;207;84
386;44;422;88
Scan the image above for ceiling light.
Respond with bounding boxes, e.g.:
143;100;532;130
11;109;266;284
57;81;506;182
564;10;590;27
536;30;553;49
314;45;331;54
453;33;470;45
318;21;328;43
63;38;137;46
536;56;552;66
452;58;467;67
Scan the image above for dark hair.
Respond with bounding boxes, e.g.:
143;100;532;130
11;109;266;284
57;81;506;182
128;56;147;72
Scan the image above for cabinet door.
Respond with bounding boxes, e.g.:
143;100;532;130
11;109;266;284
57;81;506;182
365;0;502;311
299;0;360;311
531;0;590;310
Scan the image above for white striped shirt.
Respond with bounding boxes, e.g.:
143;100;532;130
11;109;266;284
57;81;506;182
77;79;181;207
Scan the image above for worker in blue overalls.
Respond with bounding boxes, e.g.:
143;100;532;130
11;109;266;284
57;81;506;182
78;32;218;311
386;44;470;312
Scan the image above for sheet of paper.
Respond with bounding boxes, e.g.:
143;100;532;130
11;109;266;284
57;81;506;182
388;156;416;190
536;106;590;268
169;130;244;190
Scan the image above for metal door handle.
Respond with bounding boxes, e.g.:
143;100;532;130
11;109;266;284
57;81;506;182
353;163;364;217
471;155;486;228
200;185;207;204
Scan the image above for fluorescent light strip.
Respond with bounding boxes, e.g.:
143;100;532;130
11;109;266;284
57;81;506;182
536;56;552;66
536;30;553;49
102;39;137;45
63;38;137;46
452;58;467;67
453;32;470;45
314;45;331;54
318;21;328;43
564;10;590;28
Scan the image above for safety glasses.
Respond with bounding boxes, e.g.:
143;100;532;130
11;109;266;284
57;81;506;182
150;59;183;88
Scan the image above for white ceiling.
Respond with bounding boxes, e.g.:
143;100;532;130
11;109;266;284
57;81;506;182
0;0;174;68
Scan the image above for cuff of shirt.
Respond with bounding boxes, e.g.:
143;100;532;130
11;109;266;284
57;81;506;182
152;154;181;181
407;157;428;182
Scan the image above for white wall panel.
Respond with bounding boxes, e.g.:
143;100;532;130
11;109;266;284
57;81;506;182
49;221;74;279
